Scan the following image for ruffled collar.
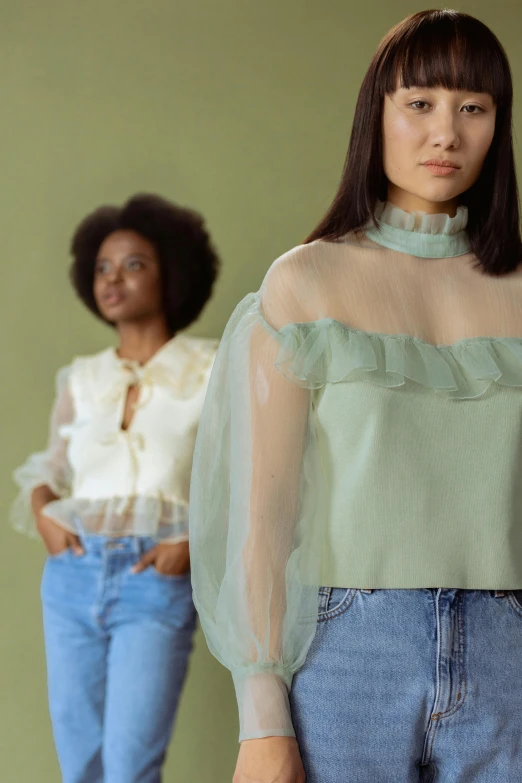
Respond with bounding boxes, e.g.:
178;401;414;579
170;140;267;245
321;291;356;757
365;200;471;258
112;336;178;377
97;335;214;402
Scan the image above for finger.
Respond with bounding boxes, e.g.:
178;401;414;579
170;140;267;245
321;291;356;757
132;548;157;574
67;534;84;556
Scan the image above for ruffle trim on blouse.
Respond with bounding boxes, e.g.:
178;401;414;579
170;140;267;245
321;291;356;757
365;201;471;258
269;318;522;400
374;199;468;235
11;494;189;542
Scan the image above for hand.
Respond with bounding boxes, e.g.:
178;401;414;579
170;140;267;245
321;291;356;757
36;513;84;557
132;540;190;577
233;737;306;783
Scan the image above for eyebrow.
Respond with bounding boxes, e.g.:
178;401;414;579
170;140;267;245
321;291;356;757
96;252;153;263
397;86;492;96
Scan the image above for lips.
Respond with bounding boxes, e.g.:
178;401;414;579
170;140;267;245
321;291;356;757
102;289;126;306
422;159;461;176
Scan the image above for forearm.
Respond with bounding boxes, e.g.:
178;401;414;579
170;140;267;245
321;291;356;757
31;484;59;520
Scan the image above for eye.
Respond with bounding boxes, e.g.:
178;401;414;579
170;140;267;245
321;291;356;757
409;100;431;111
95;260;111;275
125;258;144;271
461;104;483;114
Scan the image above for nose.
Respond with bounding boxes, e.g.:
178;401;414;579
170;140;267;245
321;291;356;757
105;264;123;284
430;107;461;151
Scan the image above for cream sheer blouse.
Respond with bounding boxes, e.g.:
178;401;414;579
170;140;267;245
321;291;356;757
12;335;218;543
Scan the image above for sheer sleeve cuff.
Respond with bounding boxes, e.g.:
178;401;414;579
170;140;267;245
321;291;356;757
10;454;66;538
232;668;295;742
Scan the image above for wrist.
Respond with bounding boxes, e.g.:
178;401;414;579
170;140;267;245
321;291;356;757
232;669;295;742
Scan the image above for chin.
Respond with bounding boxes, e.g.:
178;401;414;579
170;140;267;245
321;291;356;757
99;304;132;322
411;187;462;205
423;180;470;204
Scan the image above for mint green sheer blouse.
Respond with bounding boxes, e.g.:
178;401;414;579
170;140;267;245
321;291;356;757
189;202;522;741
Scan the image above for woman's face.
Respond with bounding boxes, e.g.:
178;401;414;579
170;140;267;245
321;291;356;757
93;230;164;326
382;87;496;214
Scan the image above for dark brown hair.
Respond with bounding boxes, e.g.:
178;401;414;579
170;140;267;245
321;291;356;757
306;9;521;275
70;193;220;335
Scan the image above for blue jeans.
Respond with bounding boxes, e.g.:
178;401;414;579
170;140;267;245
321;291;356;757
290;588;522;782
41;535;197;783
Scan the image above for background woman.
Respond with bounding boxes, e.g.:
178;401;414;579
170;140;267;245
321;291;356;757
190;10;522;783
11;193;220;783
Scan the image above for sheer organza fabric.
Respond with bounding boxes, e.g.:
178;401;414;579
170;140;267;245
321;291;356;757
189;205;522;740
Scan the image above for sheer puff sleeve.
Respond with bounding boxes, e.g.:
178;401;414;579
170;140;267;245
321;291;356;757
189;247;326;741
11;366;74;537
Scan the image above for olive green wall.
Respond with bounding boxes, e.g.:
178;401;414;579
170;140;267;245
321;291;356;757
0;1;520;780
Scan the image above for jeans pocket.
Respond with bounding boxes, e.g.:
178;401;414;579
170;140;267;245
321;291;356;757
48;548;71;561
318;587;357;622
507;591;522;617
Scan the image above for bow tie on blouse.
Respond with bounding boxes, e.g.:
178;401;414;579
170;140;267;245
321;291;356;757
97;361;177;408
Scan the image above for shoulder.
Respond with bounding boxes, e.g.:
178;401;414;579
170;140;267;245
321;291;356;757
69;347;114;371
52;348;111;390
266;237;353;276
49;350;113;411
64;348;116;403
50;364;75;402
262;241;327;286
260;240;344;328
68;347;114;380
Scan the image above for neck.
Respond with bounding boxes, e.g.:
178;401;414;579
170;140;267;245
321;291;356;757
115;318;172;365
386;184;458;218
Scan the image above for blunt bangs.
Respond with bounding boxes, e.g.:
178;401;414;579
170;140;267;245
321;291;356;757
305;10;520;275
377;10;512;108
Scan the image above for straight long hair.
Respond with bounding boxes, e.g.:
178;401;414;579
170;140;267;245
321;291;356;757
306;10;521;275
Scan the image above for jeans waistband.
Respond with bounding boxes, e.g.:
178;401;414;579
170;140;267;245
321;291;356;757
79;535;155;555
358;588;508;598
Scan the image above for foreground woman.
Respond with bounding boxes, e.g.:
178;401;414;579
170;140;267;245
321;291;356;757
190;11;522;783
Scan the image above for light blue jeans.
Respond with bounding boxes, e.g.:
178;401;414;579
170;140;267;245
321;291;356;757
41;535;197;783
290;587;522;782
